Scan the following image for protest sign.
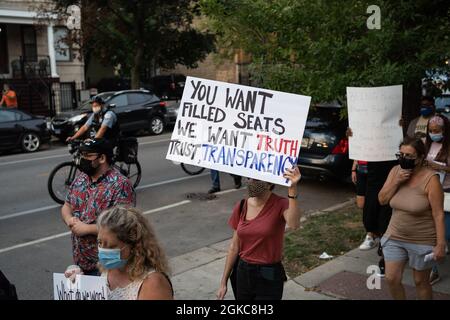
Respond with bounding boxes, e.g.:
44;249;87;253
166;77;311;186
347;85;403;161
53;273;108;300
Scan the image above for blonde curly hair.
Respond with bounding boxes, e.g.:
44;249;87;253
97;206;170;281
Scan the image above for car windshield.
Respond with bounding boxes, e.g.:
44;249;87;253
306;106;344;128
79;92;115;111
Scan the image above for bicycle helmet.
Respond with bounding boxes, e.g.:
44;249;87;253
91;96;105;105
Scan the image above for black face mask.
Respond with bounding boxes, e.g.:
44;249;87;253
78;157;100;176
398;157;416;170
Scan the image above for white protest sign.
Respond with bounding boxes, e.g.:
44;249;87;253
166;77;311;186
53;273;108;300
347;85;403;161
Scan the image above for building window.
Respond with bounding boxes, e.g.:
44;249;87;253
54;27;71;62
0;24;8;73
21;26;37;62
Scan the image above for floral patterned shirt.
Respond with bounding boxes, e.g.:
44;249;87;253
66;168;135;271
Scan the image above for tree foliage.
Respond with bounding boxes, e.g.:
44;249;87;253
201;0;450;114
39;0;215;88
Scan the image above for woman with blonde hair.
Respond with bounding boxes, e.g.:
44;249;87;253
96;206;173;300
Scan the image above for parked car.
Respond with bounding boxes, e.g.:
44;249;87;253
0;108;51;153
297;103;352;181
164;100;181;126
49;90;169;141
148;74;186;100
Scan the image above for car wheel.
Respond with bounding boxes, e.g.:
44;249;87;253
149;116;165;135
21;132;41;152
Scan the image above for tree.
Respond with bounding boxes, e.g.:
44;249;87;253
38;0;215;88
201;0;450;120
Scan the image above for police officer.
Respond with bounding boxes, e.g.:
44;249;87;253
66;96;119;143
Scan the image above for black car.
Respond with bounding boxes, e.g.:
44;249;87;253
50;90;169;141
297;103;352;180
0;108;51;153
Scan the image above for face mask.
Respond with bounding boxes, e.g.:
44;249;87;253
429;133;443;142
420;106;433;116
398;156;417;170
93;106;102;114
98;247;128;270
78;157;100;176
247;180;270;197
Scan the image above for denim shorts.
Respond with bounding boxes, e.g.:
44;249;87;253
381;236;436;271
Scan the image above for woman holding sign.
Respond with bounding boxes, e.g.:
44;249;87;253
216;166;301;300
96;207;173;300
378;137;446;300
424;115;450;285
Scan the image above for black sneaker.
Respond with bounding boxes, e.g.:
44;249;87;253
233;177;242;189
208;187;221;194
377;258;385;278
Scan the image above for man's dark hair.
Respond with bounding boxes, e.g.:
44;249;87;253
421;95;435;105
399;136;427;159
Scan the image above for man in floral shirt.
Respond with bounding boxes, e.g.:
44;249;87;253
61;138;135;275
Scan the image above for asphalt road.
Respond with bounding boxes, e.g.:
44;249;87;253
0;132;355;299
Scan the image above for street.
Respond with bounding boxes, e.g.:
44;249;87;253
0;132;355;300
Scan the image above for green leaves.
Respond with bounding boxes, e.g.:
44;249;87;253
202;0;450;111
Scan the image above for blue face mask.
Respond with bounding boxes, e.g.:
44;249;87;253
429;133;444;142
98;246;128;270
420;106;433;116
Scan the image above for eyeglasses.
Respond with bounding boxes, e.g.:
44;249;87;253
395;152;417;160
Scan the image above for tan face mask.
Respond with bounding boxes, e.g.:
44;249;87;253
247;180;270;197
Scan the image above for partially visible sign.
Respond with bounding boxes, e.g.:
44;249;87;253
347;85;403;161
53;273;108;300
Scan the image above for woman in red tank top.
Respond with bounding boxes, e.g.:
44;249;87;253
216;166;302;300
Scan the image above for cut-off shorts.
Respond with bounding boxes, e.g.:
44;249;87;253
381;236;437;271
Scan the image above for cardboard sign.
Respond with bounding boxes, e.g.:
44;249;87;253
347;85;403;161
166;77;311;186
53;273;108;300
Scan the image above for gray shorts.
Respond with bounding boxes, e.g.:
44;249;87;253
381;236;436;271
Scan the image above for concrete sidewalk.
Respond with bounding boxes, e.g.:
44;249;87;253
169;207;450;300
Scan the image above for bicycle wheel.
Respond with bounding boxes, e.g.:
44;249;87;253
180;163;205;175
114;161;142;188
48;161;79;205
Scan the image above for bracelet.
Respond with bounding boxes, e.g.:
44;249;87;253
288;194;298;199
352;170;356;172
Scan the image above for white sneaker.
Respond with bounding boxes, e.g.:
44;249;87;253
359;235;378;251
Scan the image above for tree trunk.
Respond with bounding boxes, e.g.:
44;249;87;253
403;79;423;136
131;46;144;89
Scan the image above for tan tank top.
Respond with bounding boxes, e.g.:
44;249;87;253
386;166;437;245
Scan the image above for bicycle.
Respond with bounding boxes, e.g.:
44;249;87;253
180;162;205;175
47;138;142;205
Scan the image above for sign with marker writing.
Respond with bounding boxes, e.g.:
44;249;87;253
166;77;311;186
347;85;403;161
53;273;108;300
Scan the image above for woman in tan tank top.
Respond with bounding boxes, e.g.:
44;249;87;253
378;137;446;300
